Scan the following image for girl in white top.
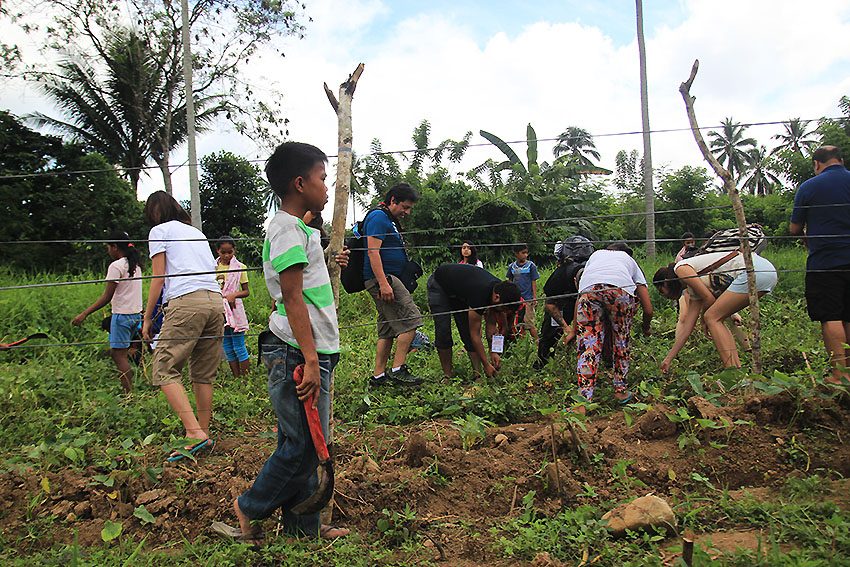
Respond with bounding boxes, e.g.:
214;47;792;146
142;191;224;462
654;250;777;371
72;230;143;394
458;241;484;268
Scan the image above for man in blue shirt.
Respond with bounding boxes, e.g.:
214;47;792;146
790;145;850;382
363;183;423;387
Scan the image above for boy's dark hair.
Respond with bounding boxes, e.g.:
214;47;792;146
265;142;327;200
653;264;683;297
383;182;418;205
107;230;142;277
606;241;634;256
812;145;843;164
494;281;521;306
144;191;190;227
512;243;529;253
217;235;236;249
681;231;695;240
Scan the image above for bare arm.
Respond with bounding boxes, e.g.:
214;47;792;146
789;222;804;237
142;253;166;341
279;265;322;407
468;309;496;377
225;282;250;306
661;295;702;372
545;302;566;327
366;236;393;302
635;284;653;335
72;281;118;325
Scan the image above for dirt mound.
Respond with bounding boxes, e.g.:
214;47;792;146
2;396;850;564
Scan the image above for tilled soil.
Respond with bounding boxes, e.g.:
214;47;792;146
2;391;850;564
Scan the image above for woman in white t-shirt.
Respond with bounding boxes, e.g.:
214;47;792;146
72;230;143;394
142;191;224;462
571;243;654;410
653;250;777;371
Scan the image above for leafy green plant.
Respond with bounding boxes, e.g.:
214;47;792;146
376;504;418;546
451;413;493;450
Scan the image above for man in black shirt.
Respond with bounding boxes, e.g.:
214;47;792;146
535;236;594;369
427;264;521;378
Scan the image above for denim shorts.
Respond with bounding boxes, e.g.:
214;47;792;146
110;313;141;349
222;327;250;362
727;255;777;294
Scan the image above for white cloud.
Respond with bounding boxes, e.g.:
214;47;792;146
4;0;850;226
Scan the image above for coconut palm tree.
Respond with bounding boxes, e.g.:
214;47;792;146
742;145;783;196
29;28;223;193
553;126;601;166
771;118;819;156
707;117;757;180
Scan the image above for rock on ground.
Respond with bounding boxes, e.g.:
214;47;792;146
601;494;676;536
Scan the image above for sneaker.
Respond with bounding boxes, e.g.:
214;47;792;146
369;373;392;387
387;364;423;386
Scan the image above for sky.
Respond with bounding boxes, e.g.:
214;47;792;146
3;0;850;223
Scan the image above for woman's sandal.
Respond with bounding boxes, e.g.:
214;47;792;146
616;391;634;405
167;438;214;462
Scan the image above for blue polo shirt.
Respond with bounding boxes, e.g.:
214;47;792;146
362;209;407;279
791;164;850;270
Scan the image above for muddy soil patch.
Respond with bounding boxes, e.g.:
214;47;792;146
2;396;850;565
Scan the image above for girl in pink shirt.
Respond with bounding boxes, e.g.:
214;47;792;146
71;230;143;394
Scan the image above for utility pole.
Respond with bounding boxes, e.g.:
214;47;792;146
636;0;655;257
181;0;202;229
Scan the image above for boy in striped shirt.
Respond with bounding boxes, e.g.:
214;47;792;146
233;142;346;542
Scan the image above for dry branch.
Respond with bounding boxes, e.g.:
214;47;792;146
679;59;762;374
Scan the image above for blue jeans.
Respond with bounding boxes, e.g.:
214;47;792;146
237;333;338;536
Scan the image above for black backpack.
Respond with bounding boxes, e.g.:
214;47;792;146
340;209;380;294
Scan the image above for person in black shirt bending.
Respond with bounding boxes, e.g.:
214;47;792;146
535;236;595;369
427;264;521;379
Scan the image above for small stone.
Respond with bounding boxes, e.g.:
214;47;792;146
602;494;676;536
494;433;509;447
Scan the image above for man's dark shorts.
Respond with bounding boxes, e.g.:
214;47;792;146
805;263;850;322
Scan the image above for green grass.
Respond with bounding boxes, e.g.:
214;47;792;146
0;247;846;564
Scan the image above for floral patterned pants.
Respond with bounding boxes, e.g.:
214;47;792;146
575;285;637;401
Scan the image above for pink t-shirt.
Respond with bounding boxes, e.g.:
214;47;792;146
107;258;143;314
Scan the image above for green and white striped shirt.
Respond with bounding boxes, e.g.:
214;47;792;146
263;211;339;354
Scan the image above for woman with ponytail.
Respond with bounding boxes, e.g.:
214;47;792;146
72;230;144;394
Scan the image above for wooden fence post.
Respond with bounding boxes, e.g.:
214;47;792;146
679;60;762;374
321;63;364;528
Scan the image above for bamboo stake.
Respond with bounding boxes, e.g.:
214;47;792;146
679;60;762;374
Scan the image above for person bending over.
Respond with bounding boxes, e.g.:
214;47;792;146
427;263;520;379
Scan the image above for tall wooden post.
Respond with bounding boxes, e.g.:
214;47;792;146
679;60;762;374
321;63;364;528
325;63;365;303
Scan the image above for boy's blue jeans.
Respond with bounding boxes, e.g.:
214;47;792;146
237;333;338;536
